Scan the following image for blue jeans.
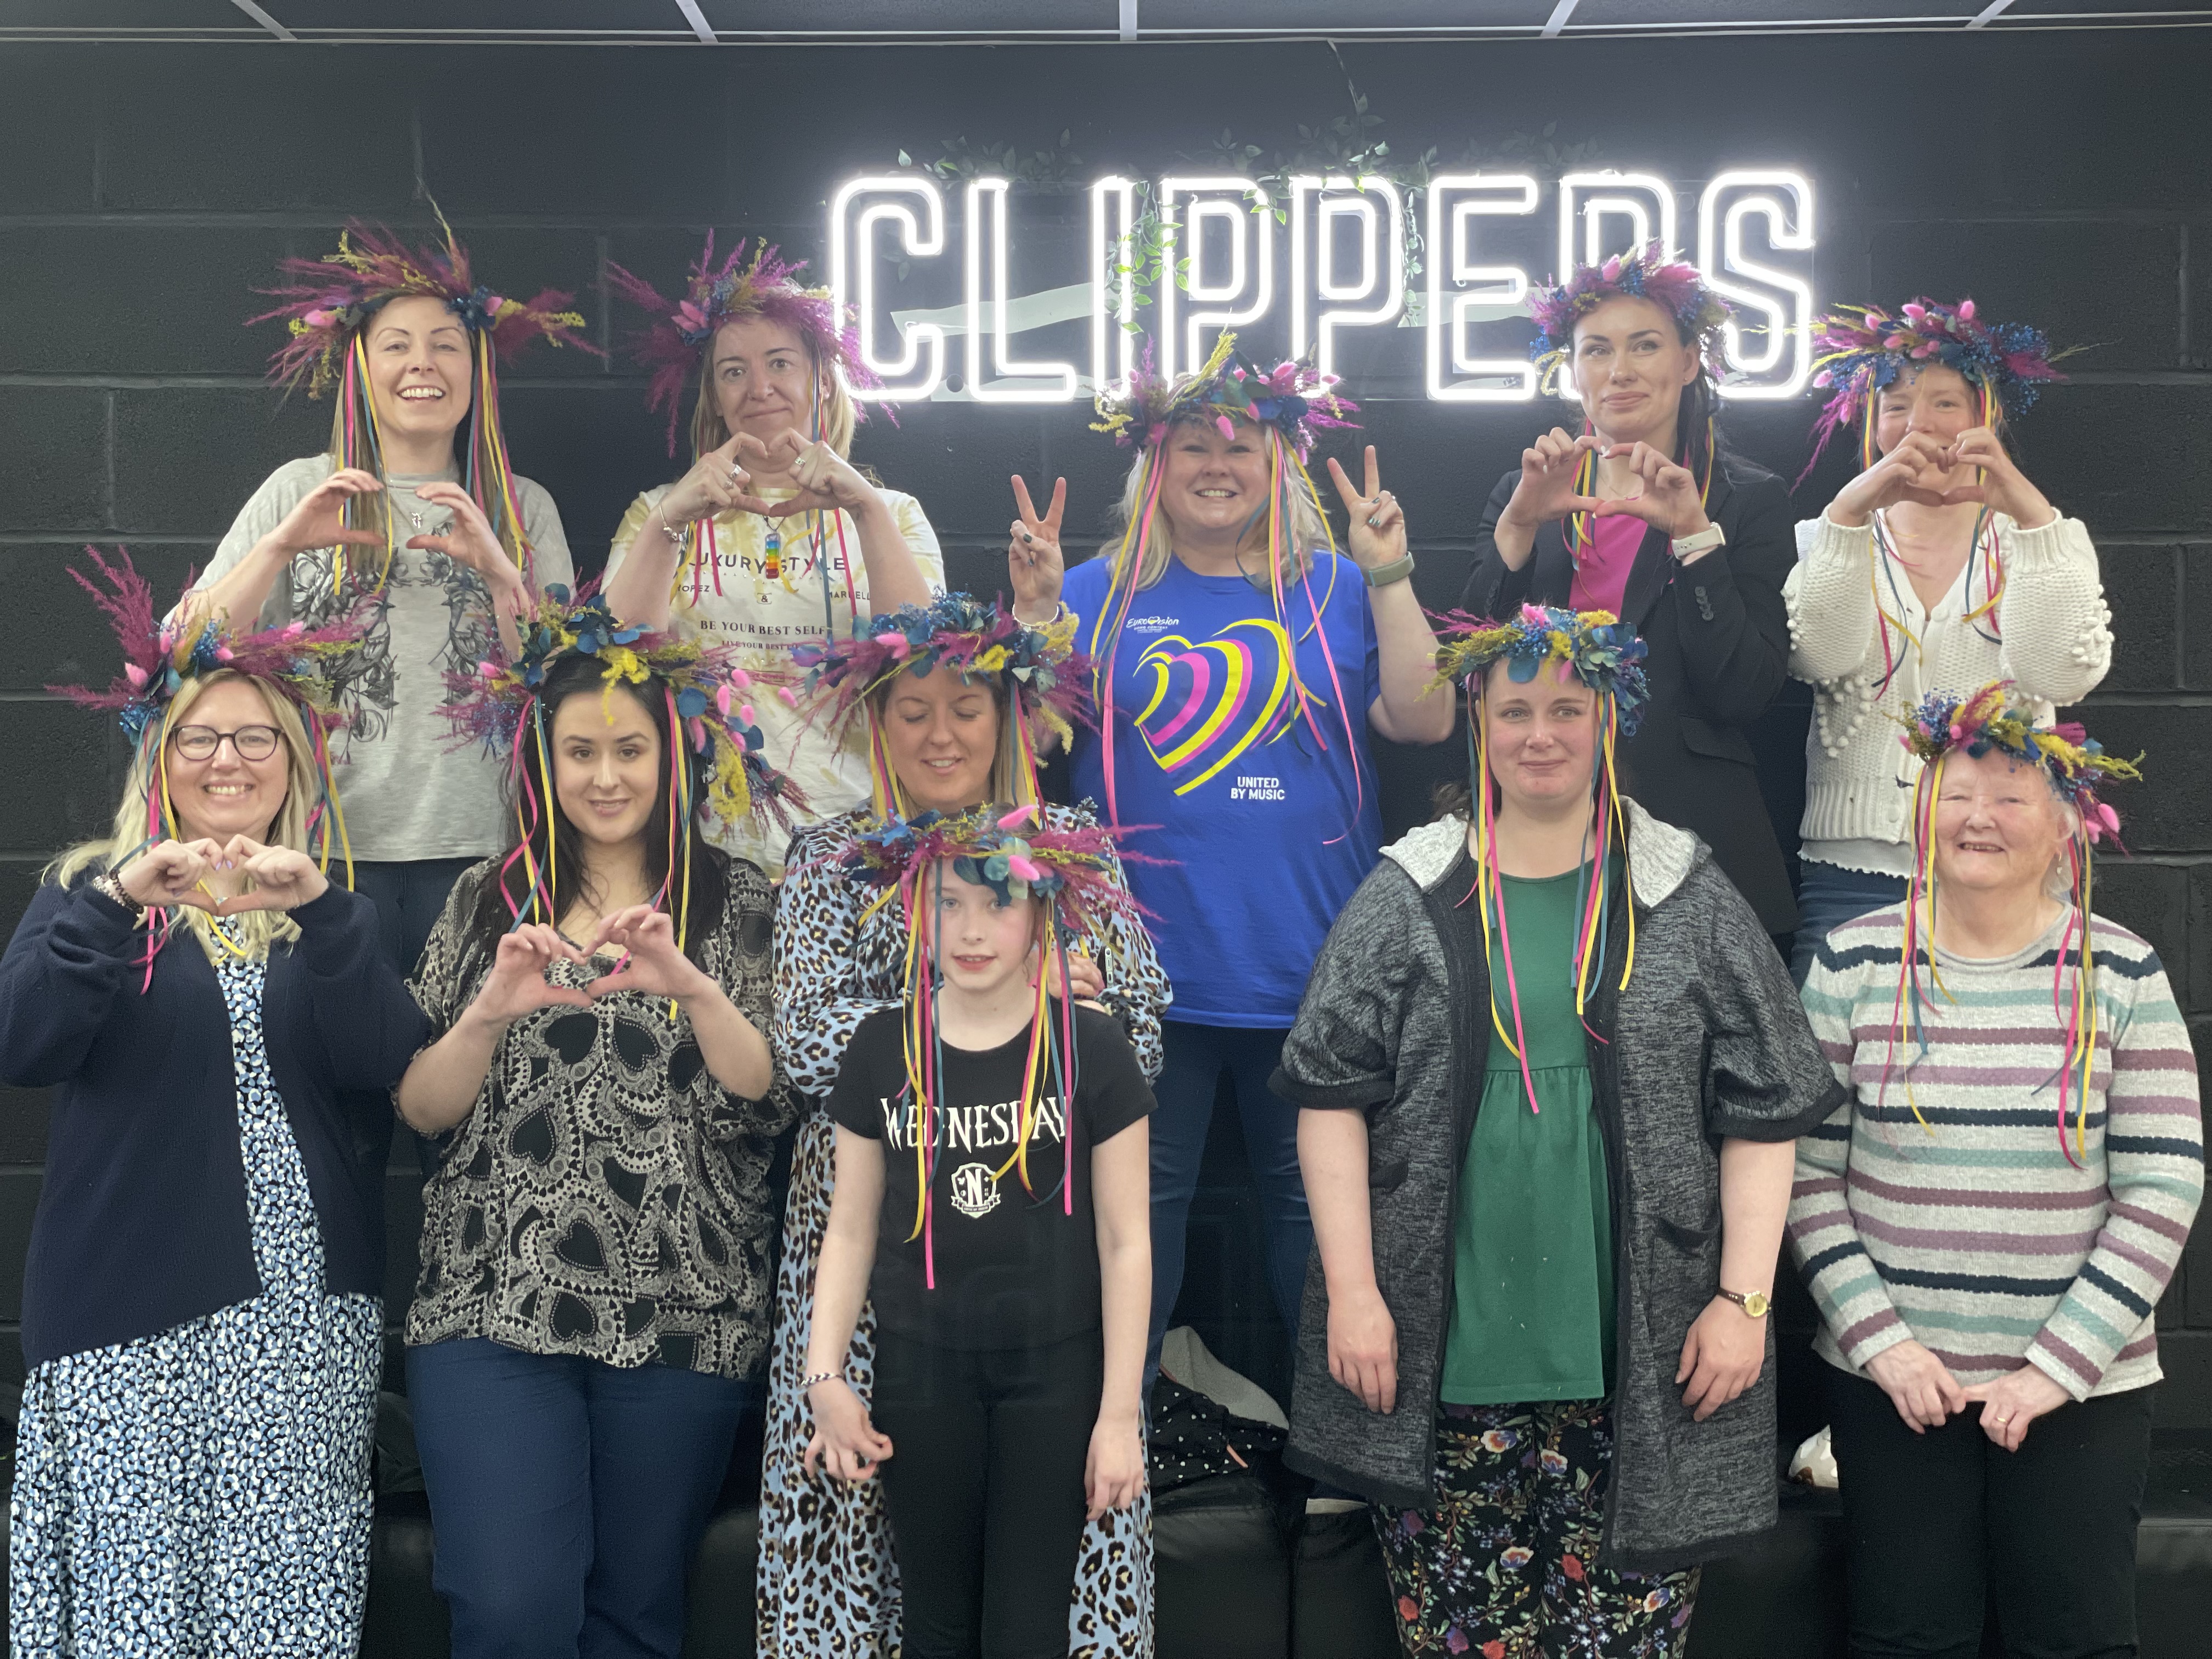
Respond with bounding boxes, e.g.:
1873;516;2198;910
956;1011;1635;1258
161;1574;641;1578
353;855;480;979
407;1338;759;1659
1147;1020;1310;1380
1791;862;1910;985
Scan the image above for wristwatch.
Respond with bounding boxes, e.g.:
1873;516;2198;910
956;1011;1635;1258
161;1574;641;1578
1670;524;1726;561
1718;1287;1770;1319
1363;551;1416;588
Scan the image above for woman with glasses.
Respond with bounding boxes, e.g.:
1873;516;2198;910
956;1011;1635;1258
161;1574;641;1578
3;556;428;1655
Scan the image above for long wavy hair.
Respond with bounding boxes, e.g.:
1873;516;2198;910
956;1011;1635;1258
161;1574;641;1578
50;671;325;964
465;651;730;966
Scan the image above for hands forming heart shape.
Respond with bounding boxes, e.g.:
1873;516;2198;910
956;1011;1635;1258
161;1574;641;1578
663;429;881;526
114;837;331;917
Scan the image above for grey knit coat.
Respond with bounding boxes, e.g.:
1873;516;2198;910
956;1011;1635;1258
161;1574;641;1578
1272;801;1846;1573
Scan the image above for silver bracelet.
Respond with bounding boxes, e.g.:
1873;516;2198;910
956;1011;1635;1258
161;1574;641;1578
657;516;691;552
800;1370;846;1395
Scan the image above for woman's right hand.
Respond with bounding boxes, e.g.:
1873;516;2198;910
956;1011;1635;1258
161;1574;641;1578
467;925;593;1030
1863;1338;1967;1432
1827;431;1953;526
1498;427;1604;534
803;1379;895;1483
1328;1285;1399;1414
113;838;230;913
262;467;389;561
656;432;780;527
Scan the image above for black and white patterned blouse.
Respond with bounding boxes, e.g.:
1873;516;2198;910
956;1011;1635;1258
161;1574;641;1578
404;857;797;1379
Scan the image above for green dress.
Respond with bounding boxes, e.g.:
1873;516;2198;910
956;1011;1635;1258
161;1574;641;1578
1439;856;1617;1404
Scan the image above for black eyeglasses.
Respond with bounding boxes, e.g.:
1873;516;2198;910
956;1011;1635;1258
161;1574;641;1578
171;724;281;762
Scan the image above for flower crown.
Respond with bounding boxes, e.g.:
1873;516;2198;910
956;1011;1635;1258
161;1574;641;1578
792;592;1091;753
1804;297;2072;475
445;585;801;833
252;220;596;398
838;804;1141;941
1527;240;1733;390
1090;331;1357;460
1899;682;2140;845
1431;604;1651;737
50;547;369;746
604;234;884;457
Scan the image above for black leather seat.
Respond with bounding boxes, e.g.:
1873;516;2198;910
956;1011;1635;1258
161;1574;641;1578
342;1427;2212;1659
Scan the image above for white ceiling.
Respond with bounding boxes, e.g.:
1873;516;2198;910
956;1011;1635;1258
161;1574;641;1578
0;0;2204;46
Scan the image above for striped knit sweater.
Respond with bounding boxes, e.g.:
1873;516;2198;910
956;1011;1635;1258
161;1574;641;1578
1787;903;2203;1400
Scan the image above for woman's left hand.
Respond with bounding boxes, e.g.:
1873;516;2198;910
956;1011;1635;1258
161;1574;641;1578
1944;427;2057;528
1085;1412;1146;1520
409;482;534;624
1325;445;1407;572
585;906;715;1005
211;837;331;915
741;430;880;517
1007;474;1068;622
1961;1364;2072;1452
1592;442;1712;540
1045;944;1105;1003
1676;1296;1765;1421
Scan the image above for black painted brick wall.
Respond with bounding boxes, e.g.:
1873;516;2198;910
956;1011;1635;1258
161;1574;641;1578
0;30;2205;1426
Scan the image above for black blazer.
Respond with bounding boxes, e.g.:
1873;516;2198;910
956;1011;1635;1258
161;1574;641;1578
0;877;430;1367
1461;450;1799;933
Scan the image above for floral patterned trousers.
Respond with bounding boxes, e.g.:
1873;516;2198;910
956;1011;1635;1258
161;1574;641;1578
1372;1400;1700;1659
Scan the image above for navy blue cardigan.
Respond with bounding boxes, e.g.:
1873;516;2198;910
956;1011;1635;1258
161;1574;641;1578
0;877;430;1367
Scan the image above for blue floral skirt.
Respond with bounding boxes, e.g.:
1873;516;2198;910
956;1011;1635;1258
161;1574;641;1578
8;950;382;1657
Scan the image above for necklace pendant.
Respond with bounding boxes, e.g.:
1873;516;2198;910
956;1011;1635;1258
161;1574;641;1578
761;522;782;583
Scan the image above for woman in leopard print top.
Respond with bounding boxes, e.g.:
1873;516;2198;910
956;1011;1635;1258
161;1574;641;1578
759;574;1170;1659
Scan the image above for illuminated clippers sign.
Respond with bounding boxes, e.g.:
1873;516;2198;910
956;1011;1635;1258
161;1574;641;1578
829;168;1815;404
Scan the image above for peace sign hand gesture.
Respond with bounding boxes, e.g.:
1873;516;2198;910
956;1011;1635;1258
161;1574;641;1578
408;482;534;625
1007;475;1068;622
1589;442;1712;539
661;431;782;525
1325;445;1407;572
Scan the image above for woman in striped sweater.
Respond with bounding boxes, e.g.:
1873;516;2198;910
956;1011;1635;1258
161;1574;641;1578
1788;684;2202;1659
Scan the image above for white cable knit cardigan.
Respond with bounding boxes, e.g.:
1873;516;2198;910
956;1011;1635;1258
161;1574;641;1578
1784;510;2112;871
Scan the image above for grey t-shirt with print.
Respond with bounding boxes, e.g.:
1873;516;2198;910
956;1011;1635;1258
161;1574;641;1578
190;454;575;862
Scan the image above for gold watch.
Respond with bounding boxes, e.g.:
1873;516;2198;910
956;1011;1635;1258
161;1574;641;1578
1718;1288;1770;1319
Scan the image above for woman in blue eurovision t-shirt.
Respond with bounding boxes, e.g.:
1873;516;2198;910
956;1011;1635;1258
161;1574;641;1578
1063;341;1454;1378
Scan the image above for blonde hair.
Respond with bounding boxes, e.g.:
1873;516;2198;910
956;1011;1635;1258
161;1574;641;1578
50;672;326;963
688;330;857;462
1100;419;1330;592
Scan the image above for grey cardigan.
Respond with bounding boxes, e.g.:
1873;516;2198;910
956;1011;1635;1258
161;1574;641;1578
1272;801;1845;1573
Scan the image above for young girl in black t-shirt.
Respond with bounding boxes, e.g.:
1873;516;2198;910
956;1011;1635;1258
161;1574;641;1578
804;806;1153;1659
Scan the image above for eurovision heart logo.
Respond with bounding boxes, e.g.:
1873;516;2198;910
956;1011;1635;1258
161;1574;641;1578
1133;619;1296;794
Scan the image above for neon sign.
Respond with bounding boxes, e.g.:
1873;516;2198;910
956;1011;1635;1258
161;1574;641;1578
829;168;1817;404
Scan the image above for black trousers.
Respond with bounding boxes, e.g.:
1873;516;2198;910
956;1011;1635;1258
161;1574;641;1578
1825;1366;2155;1659
872;1327;1103;1659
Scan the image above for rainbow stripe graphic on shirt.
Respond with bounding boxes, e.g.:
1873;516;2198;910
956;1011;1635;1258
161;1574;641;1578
1132;618;1303;794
